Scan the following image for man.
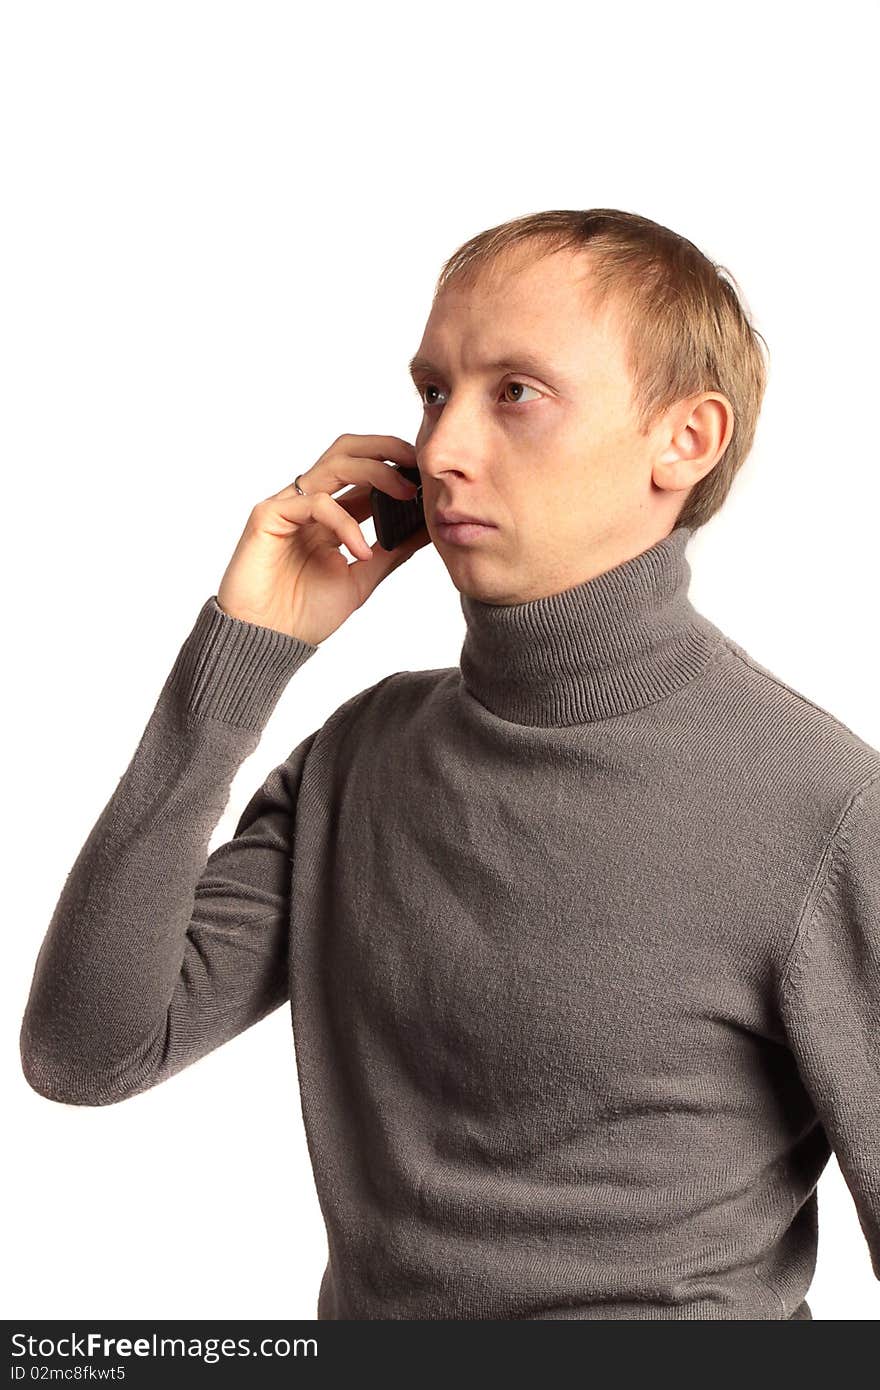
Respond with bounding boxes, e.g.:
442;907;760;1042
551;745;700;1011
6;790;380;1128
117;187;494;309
21;209;880;1320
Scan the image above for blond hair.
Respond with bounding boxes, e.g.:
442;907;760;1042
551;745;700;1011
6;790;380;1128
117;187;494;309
433;209;769;533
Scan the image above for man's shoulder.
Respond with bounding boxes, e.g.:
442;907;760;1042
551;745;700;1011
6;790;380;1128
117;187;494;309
319;664;459;746
706;625;880;796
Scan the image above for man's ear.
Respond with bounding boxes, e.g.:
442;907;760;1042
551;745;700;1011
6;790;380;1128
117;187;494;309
653;393;734;494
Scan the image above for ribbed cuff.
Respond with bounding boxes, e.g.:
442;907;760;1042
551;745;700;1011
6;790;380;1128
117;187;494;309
164;596;319;730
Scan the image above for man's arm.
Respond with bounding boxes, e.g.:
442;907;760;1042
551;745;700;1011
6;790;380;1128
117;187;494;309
20;427;430;1106
19;596;321;1106
777;769;880;1279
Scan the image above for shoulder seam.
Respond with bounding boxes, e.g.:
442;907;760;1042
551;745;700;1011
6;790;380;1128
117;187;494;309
312;670;401;755
307;667;448;765
721;641;869;739
778;768;880;1000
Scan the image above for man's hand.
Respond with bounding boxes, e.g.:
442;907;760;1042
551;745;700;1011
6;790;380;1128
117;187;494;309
217;434;431;645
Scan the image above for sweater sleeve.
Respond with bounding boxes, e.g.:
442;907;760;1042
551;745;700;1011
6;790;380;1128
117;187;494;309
19;595;321;1107
777;769;880;1279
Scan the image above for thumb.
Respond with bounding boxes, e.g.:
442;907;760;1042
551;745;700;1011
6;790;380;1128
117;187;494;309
353;521;432;596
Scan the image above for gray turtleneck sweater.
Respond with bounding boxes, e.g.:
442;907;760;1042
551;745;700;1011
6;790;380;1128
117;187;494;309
20;525;880;1320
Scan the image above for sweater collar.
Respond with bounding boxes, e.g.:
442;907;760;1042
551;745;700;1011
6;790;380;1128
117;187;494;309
457;523;724;727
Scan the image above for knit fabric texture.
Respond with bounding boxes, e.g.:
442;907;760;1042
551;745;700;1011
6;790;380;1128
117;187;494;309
20;523;880;1320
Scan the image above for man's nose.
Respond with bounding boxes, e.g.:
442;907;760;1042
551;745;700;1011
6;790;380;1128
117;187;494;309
416;413;489;480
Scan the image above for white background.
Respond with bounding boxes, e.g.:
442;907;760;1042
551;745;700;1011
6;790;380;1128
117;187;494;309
3;0;878;1322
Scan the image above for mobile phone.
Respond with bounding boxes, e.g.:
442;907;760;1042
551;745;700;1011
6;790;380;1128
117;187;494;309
370;466;425;551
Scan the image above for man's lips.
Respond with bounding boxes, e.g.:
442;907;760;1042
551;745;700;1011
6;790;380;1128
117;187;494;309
435;510;495;526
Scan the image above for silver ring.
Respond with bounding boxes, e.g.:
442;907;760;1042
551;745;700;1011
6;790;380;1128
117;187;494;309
294;474;307;496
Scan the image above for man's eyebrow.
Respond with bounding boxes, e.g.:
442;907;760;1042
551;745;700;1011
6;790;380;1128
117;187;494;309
407;351;559;381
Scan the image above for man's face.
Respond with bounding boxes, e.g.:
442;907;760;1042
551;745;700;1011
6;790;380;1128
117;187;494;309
409;244;696;604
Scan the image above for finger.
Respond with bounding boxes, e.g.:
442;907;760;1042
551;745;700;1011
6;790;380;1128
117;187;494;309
287;441;419;502
253;491;374;562
277;464;417;508
335;483;428;543
333;483;379;521
326;434;417;466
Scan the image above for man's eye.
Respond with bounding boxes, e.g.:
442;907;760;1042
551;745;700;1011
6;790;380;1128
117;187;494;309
415;382;447;407
501;381;541;404
415;380;541;407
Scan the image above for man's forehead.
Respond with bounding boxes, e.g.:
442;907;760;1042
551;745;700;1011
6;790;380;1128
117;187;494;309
414;252;609;371
410;295;617;382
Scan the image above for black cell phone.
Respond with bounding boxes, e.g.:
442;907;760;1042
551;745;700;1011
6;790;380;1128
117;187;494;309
370;466;425;551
